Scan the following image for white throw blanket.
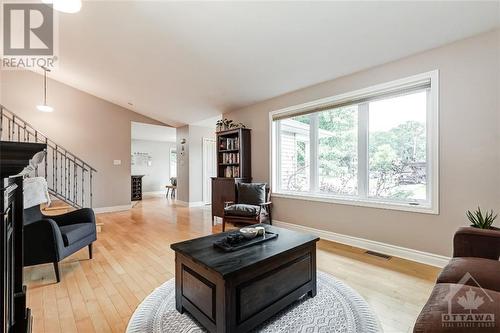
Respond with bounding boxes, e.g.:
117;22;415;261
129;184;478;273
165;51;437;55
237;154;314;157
23;177;51;208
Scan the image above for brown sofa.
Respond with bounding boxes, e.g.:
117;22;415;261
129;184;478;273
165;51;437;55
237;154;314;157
414;227;500;332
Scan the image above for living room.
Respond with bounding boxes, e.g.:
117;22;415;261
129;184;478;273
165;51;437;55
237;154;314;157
0;1;499;333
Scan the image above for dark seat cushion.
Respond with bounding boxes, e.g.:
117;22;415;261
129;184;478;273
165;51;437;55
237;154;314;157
238;183;266;205
224;204;260;217
437;257;500;292
59;223;95;247
414;283;500;333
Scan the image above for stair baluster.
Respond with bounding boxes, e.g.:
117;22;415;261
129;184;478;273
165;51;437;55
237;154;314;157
0;105;96;208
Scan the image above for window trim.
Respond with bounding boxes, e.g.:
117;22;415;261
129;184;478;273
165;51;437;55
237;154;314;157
269;70;439;214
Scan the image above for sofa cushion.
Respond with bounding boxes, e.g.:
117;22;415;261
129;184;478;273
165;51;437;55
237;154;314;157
59;223;95;247
238;183;266;205
437;257;500;292
414;283;500;333
224;204;260;217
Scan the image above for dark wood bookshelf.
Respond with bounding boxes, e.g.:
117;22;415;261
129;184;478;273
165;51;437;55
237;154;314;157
211;128;252;222
216;128;251;179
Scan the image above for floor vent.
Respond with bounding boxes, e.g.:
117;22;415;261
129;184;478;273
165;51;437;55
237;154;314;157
365;250;392;260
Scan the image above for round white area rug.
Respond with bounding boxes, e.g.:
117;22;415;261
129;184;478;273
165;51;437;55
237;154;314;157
126;271;381;333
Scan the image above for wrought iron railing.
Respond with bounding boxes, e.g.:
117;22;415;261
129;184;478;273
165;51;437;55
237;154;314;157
0;105;96;208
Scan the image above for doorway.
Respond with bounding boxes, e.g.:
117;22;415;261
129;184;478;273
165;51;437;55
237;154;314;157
202;137;217;204
130;122;177;200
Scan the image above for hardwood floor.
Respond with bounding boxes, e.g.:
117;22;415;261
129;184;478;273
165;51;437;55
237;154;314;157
25;196;440;333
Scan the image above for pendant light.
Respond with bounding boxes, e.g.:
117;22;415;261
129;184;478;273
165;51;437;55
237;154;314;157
42;0;82;14
36;67;54;113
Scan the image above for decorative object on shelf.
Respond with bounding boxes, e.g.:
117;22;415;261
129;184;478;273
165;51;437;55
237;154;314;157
216;118;247;132
19;150;46;176
466;206;498;229
233;122;246;129
216;118;233;132
36;66;54;112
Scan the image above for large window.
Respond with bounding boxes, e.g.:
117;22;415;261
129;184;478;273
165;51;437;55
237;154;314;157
271;71;438;213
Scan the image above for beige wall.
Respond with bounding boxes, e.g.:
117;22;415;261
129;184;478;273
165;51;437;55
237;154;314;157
224;30;500;257
176;125;190;202
1;70;164;208
176;125;215;203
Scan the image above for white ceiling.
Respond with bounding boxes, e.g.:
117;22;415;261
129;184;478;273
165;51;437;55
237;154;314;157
131;121;176;142
51;1;500;127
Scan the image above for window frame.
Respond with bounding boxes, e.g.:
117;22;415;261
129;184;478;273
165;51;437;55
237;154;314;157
269;70;439;214
169;148;177;178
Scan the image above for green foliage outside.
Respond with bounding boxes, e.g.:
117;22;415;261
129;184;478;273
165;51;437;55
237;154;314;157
289;107;427;201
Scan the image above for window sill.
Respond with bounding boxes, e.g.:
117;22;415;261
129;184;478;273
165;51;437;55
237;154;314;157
271;192;438;215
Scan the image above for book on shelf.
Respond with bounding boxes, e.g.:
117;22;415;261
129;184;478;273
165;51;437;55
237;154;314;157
224;166;240;178
219;137;239;150
221;152;240;164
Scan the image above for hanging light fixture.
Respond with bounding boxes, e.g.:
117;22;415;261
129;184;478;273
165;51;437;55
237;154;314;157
42;0;82;14
36;67;54;113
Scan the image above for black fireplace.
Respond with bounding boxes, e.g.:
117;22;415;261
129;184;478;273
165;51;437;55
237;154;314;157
2;177;17;332
1;141;46;333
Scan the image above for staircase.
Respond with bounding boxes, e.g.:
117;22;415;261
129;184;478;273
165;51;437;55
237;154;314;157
0;105;96;208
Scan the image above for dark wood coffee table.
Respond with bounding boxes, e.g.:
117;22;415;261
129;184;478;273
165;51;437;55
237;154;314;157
170;224;319;333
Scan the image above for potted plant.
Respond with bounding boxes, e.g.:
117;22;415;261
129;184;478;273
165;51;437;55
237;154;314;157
216;119;223;132
230;122;246;129
223;119;233;130
466;206;498;229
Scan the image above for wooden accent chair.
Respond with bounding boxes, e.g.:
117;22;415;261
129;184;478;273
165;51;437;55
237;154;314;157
222;183;272;232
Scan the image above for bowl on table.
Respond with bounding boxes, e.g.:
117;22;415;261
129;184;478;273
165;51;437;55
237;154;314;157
239;227;259;239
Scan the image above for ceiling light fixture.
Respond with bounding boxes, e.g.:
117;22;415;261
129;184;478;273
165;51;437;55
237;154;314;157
42;0;82;14
36;67;54;113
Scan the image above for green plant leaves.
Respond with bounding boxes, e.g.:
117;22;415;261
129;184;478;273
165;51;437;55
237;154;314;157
466;206;498;229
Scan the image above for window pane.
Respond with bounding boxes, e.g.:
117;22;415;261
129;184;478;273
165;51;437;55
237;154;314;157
318;106;358;195
278;115;310;192
170;149;177;178
368;90;427;201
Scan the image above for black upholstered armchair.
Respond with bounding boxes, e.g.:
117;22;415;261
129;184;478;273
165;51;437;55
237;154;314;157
222;183;272;232
23;205;97;282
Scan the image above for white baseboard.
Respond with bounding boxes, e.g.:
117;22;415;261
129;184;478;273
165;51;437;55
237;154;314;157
93;204;132;214
176;200;206;207
273;220;450;268
143;191;165;197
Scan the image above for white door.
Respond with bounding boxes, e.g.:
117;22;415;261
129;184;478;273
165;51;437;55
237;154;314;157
202;137;217;204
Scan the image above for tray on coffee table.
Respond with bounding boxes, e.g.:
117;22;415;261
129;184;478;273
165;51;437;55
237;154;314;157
213;230;278;252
